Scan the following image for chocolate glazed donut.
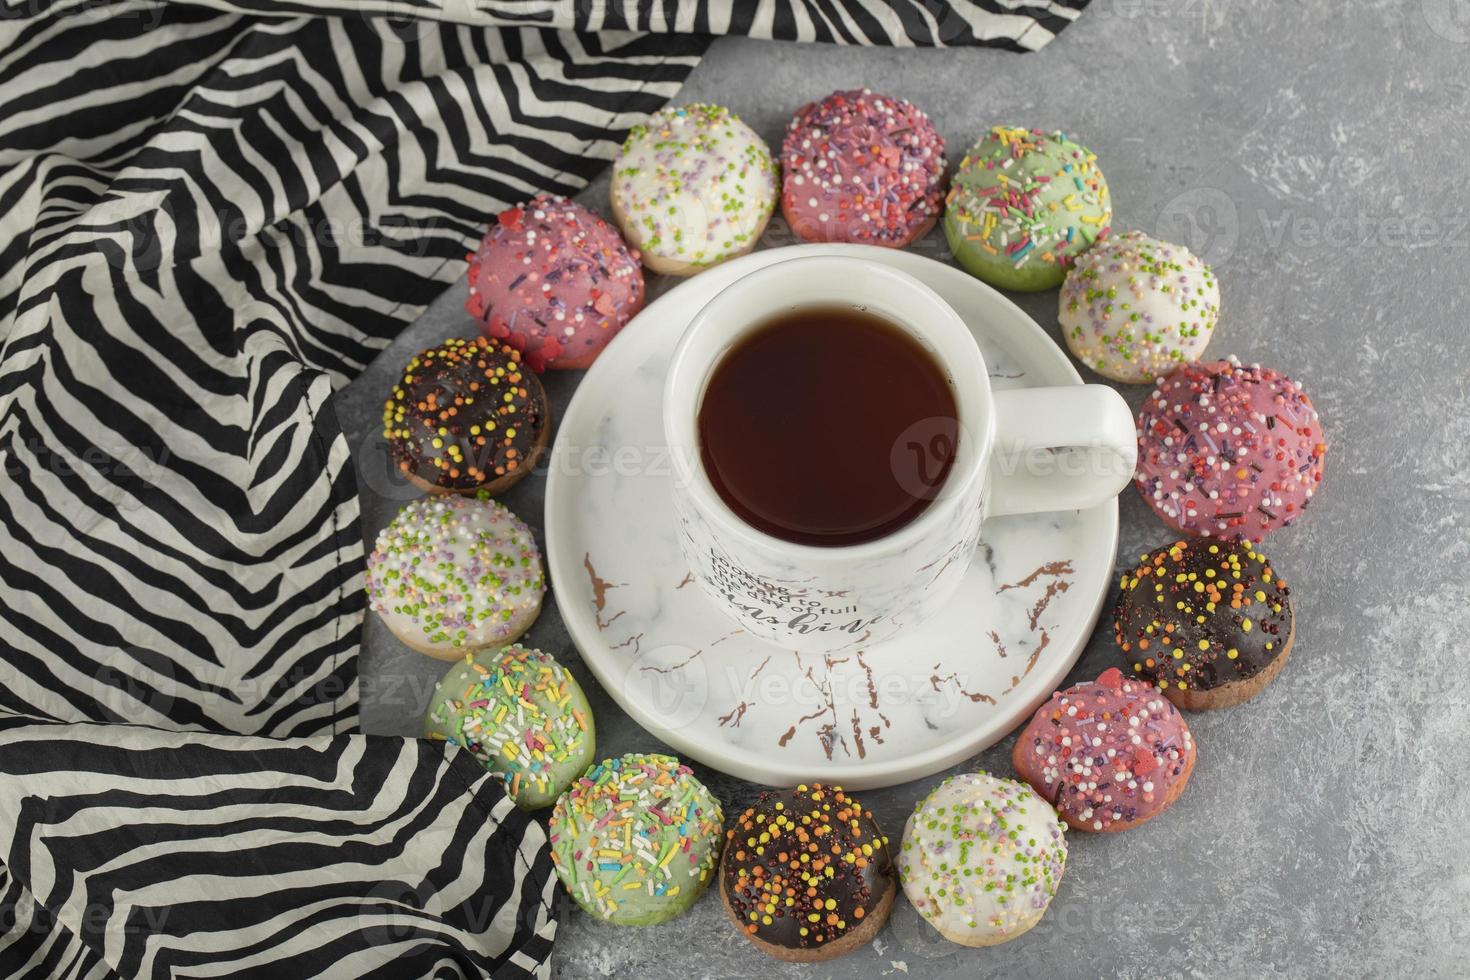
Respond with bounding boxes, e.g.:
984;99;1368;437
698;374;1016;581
719;784;895;962
1115;538;1295;709
383;336;549;497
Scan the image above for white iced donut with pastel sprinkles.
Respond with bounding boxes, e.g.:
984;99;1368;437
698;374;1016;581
899;771;1067;947
366;495;545;660
1060;231;1220;383
610;103;778;276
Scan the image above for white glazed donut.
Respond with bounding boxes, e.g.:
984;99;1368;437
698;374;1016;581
609;103;778;276
1059;230;1220;383
366;495;544;660
899;771;1067;947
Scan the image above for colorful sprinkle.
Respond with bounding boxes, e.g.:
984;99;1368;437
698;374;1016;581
425;645;594;809
944;126;1111;290
383;337;545;492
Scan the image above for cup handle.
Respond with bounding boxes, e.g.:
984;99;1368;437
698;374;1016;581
987;386;1138;518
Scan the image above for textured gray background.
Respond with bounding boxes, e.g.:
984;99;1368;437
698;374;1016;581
332;2;1469;976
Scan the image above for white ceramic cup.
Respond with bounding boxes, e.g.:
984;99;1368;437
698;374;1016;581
664;255;1136;654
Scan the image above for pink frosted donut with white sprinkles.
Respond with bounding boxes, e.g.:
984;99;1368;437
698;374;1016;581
1012;667;1195;833
466;194;643;371
1135;358;1327;542
780;89;946;248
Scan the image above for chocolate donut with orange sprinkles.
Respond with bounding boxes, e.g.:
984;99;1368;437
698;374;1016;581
719;783;895;962
1115;538;1296;710
383;336;549;497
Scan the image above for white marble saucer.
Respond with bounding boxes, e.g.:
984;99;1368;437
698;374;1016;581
544;244;1118;789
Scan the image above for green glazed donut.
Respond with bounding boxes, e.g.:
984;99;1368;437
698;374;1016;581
549;753;724;926
944;126;1112;291
424;645;595;810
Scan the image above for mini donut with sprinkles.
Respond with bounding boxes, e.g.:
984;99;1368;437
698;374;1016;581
899;772;1067;946
1115;538;1295;709
1134;357;1326;541
1012;668;1196;831
944;126;1111;291
720;783;895;962
424;645;595;809
466;195;644;370
365;495;545;660
549;753;725;926
610;103;777;276
780;88;947;248
383;336;549;497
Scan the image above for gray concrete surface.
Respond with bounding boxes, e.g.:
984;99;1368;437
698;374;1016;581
333;2;1470;976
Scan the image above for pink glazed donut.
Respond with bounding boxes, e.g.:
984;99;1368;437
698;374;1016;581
1135;358;1326;542
466;194;644;371
780;88;946;247
1012;668;1196;832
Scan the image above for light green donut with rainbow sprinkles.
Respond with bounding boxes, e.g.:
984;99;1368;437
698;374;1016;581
944;126;1112;291
549;753;724;926
424;645;594;810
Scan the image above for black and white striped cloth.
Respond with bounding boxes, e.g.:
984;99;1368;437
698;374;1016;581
0;715;557;978
0;2;1086;976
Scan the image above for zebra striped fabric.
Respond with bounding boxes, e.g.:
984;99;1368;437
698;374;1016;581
165;0;1089;51
0;716;557;978
0;4;707;738
0;1;1085;975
